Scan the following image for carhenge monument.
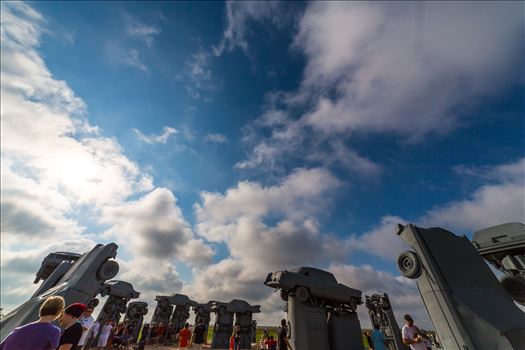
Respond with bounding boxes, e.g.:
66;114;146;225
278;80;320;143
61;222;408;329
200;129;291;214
210;300;260;349
169;294;197;335
396;223;525;349
124;301;149;342
264;266;364;350
365;293;407;350
0;243;120;340
229;299;261;349
193;301;215;342
85;280;140;347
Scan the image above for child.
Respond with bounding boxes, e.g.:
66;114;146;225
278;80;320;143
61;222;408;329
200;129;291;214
265;335;277;350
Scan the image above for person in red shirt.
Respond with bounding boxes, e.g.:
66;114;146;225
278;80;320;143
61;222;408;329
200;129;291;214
264;335;277;350
178;323;192;350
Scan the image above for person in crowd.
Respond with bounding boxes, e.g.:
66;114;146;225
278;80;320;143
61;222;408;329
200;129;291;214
178;323;192;350
370;324;387;350
58;303;87;350
232;324;241;350
191;319;206;350
277;319;293;350
401;314;427;350
264;335;277;350
77;306;95;350
259;329;269;350
153;322;164;347
365;331;373;350
97;320;113;350
0;296;64;350
83;320;99;349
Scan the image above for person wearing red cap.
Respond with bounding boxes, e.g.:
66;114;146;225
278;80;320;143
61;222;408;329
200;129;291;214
58;303;86;350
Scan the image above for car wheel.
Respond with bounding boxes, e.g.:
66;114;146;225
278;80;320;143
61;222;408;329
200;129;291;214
397;250;422;279
280;290;289;302
501;275;525;303
97;260;119;281
159;298;169;307
219;306;226;315
197;306;204;314
100;287;110;297
380;296;391;310
295;286;309;302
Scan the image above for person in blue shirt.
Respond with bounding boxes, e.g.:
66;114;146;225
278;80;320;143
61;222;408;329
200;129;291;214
371;324;388;350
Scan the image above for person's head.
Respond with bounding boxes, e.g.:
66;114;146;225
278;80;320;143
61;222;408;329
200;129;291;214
374;324;380;330
270;336;274;340
404;314;414;326
60;303;86;327
39;296;65;320
281;319;286;327
263;329;268;335
82;306;94;317
185;322;189;328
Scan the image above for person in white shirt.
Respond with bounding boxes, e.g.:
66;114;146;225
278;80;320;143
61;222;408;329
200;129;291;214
78;307;95;348
401;314;427;350
97;321;113;350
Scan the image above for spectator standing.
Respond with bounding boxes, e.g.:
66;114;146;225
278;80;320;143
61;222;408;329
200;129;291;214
401;314;426;350
232;324;241;350
370;324;387;350
264;336;277;350
178;323;192;350
191;320;206;350
77;307;95;349
277;319;293;350
0;296;64;350
259;329;269;350
97;320;113;350
58;303;87;350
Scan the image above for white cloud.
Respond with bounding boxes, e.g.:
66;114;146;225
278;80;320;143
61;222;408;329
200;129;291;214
204;133;228;143
0;2;209;316
195;167;341;241
177;51;219;100
421;158;525;232
213;1;283;56
125;14;162;47
237;2;523;172
102;188;214;267
133;126;178;144
106;43;148;73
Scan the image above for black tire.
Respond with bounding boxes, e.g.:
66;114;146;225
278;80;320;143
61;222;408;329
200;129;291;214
295;286;309;302
397;250;422;279
280;290;289;302
104;303;117;314
219;306;226;315
159;298;169;307
100;287;110;297
144;308;149;315
501;275;525;303
97;260;119;281
197;306;204;314
380;296;391;310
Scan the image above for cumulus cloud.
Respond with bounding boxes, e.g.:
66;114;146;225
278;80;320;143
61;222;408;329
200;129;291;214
0;2;210;315
238;1;523;173
133;126;178;144
195;167;341;241
421;158;525;232
102;188;214;267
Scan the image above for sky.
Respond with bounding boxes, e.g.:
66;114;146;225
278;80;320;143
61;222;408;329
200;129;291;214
1;1;524;329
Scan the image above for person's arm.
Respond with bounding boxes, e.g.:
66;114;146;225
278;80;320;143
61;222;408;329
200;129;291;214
57;344;73;350
285;337;294;350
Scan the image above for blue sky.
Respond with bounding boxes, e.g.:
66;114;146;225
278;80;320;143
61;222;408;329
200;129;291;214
1;1;523;327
